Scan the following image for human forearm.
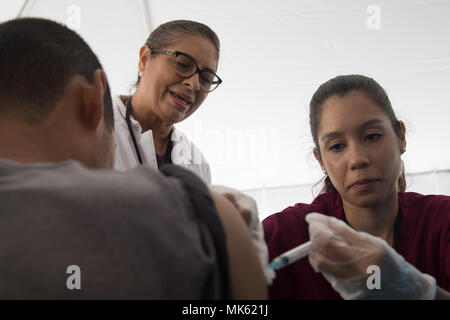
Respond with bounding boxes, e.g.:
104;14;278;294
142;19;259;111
435;286;450;300
210;191;268;300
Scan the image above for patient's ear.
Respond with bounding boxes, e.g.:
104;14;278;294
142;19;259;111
79;69;106;131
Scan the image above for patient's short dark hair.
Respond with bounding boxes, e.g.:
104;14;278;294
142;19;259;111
0;18;113;130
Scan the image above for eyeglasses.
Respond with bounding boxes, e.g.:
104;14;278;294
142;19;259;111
151;49;222;92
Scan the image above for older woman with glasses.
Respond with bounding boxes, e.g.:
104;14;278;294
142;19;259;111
113;20;222;183
112;20;276;286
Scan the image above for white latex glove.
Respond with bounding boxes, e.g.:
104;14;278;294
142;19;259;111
209;185;276;285
305;212;436;300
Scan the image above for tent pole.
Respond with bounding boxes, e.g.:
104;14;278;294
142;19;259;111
139;0;152;35
17;0;36;18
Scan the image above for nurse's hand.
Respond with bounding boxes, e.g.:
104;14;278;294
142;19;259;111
209;185;275;284
305;212;437;299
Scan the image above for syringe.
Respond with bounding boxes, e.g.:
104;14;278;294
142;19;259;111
268;241;311;270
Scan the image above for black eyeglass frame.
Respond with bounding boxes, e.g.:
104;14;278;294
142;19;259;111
151;48;222;92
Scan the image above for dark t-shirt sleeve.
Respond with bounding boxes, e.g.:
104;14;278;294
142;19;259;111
160;164;231;299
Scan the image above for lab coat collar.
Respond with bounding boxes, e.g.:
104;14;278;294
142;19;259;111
113;95;143;133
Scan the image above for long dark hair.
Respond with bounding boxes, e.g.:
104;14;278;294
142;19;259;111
310;75;406;194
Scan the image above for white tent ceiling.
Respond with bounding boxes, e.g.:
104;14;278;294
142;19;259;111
2;0;450;191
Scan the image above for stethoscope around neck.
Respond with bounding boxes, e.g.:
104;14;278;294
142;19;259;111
125;97;143;165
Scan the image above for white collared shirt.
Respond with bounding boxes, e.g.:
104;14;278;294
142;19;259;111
112;95;212;184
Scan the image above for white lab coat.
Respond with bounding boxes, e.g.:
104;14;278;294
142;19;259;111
112;95;212;184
